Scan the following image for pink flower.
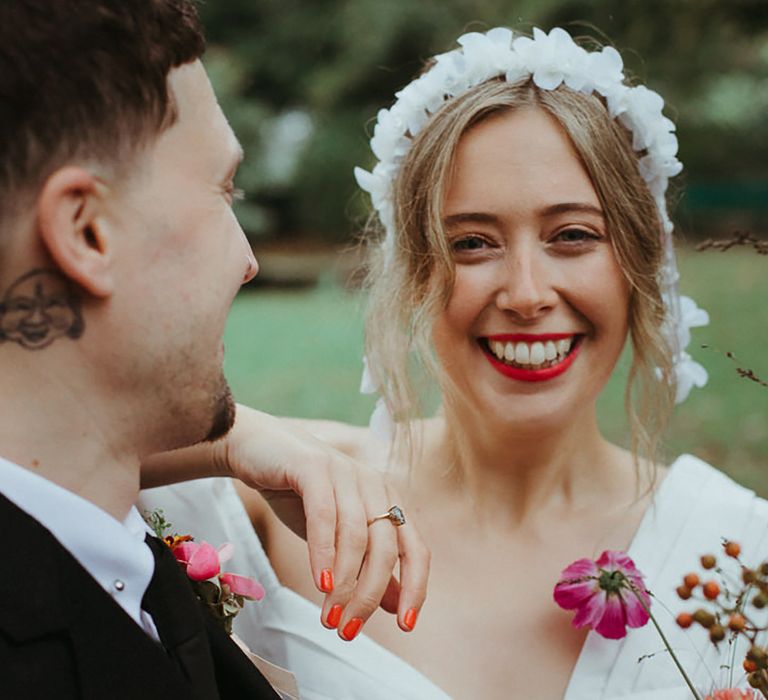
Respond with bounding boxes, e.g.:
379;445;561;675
554;550;651;640
220;572;266;601
172;540;221;581
704;691;756;700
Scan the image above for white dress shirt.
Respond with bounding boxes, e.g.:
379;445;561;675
0;455;160;641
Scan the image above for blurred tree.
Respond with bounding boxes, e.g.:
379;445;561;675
198;0;768;241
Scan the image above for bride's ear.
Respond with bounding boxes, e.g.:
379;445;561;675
36;166;115;297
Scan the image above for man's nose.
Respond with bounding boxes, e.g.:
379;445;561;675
26;301;48;324
242;252;259;285
494;248;556;321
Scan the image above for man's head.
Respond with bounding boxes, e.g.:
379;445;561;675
0;1;205;223
0;2;256;452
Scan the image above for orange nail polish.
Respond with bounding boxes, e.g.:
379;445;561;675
320;569;334;593
403;607;419;631
341;617;363;641
326;604;343;629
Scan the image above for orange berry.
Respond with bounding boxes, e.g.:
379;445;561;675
703;580;721;600
747;645;768;665
744;658;758;673
728;613;746;631
683;573;700;589
724;541;741;558
676;585;693;600
693;608;716;628
709;624;726;643
701;554;717;569
676;612;694;628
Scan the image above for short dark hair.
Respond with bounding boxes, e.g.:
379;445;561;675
0;0;205;209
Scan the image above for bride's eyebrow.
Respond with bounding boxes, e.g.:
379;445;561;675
443;212;500;227
538;202;605;218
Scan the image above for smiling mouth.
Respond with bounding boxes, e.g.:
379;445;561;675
20;325;50;343
479;334;584;382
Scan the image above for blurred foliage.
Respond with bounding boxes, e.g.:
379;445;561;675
198;0;768;241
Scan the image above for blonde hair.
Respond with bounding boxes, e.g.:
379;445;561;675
363;77;676;467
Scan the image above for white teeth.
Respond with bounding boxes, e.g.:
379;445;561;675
514;342;530;365
488;336;576;368
529;342;545;365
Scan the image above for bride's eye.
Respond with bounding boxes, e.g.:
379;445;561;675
552;228;601;244
452;235;489;251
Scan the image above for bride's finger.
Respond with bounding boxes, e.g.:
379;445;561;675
336;486;400;641
295;456;339;595
317;462;368;628
390;489;429;631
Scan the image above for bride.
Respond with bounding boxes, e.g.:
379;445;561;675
142;27;768;700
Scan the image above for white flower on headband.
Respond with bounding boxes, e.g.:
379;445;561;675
674;352;709;404
513;27;591;91
355;26;708;422
677;295;710;350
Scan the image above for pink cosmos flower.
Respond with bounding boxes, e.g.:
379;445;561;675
554;550;651;640
220;572;266;601
704;691;756;700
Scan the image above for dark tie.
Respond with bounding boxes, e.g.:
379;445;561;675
142;534;221;700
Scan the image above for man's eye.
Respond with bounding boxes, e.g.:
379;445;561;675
553;228;600;243
452;236;488;251
225;185;245;204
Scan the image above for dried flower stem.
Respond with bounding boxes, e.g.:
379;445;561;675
700;346;768;389
696;232;768;256
625;577;704;700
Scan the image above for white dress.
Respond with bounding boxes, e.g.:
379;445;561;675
139;455;768;700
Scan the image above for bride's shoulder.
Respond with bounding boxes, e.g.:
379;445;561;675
663;452;768;523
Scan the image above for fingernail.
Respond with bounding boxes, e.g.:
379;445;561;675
341;617;363;641
326;604;343;629
320;569;334;593
403;607;419;631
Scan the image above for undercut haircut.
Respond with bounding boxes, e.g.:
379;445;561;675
0;0;205;225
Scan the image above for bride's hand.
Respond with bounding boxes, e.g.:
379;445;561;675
216;404;430;638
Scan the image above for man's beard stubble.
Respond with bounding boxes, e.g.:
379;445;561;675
203;378;237;443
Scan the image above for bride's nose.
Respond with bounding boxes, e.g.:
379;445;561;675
494;245;557;321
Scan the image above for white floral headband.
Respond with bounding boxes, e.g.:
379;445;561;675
355;27;708;436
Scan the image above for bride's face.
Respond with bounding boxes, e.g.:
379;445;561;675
432;106;630;431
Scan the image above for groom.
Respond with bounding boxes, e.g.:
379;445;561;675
0;2;425;698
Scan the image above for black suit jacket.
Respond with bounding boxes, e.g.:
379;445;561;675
0;493;279;700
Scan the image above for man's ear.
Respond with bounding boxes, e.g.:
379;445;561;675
36;166;114;297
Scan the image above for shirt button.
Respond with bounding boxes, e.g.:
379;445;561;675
114;579;125;592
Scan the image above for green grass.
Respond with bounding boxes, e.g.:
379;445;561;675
224;247;768;493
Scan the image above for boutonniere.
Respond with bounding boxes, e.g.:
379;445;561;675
144;509;265;634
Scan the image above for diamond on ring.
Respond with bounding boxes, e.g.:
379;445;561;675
388;505;406;526
368;505;406;527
